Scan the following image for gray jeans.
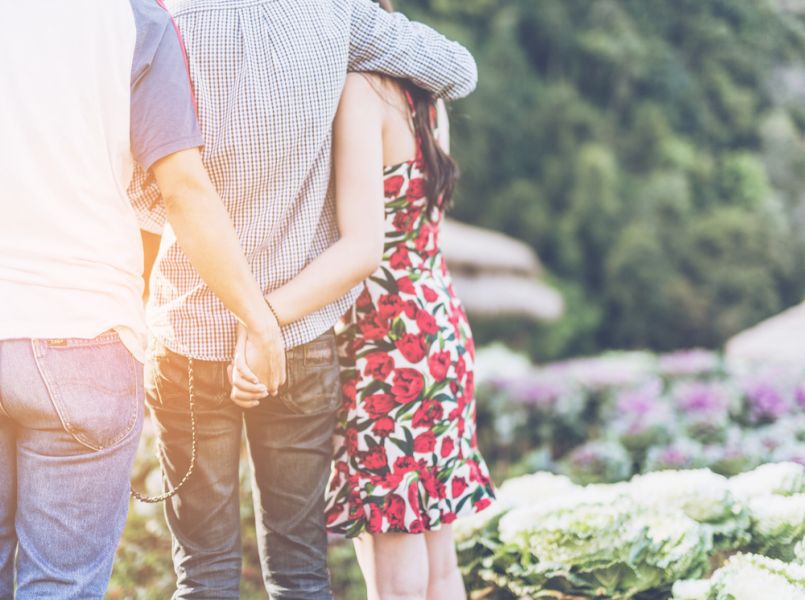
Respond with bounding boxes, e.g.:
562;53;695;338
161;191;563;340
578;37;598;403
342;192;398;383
145;330;341;600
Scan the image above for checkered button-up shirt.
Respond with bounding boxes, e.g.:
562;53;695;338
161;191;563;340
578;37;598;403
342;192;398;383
131;0;478;361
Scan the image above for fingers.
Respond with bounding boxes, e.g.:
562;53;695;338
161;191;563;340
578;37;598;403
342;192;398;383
233;350;262;387
229;362;266;409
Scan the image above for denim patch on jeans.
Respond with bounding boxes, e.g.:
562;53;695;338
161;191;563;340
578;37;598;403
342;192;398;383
145;330;341;600
0;332;144;600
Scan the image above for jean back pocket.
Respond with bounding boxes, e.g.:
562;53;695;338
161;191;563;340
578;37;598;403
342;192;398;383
33;332;142;451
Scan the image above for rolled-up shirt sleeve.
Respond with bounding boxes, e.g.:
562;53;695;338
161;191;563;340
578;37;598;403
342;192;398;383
348;0;478;101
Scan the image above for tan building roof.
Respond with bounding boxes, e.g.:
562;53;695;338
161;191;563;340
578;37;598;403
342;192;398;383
725;301;805;364
441;220;564;322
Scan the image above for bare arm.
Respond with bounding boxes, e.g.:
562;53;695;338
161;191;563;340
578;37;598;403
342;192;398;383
348;0;477;101
263;74;386;325
140;230;161;301
151;149;285;395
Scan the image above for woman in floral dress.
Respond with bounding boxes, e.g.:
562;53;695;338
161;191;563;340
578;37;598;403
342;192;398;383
229;18;495;598
322;54;495;600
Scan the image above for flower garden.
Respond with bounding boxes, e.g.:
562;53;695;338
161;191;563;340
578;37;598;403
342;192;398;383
113;345;805;598
454;346;805;599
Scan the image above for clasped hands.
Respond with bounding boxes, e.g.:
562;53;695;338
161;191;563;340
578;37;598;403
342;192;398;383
227;316;286;409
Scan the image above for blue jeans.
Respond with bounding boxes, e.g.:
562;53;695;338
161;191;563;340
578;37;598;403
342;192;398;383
146;330;341;600
0;333;143;600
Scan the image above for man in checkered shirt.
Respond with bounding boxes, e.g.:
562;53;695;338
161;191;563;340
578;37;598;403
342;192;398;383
131;0;478;597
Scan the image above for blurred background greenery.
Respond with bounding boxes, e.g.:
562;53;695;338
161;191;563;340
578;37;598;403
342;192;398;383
411;0;805;360
111;0;805;598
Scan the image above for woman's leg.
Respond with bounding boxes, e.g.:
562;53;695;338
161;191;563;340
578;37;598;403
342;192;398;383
354;532;429;600
424;526;466;600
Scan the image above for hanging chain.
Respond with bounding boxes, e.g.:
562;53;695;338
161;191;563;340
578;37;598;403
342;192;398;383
131;359;198;504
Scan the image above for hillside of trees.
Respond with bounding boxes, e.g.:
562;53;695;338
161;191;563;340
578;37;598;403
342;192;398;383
402;0;805;360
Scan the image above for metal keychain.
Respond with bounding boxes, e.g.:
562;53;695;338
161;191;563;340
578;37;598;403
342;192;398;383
131;360;198;504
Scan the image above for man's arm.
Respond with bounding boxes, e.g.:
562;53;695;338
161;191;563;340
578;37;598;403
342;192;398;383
151;149;286;395
348;0;477;101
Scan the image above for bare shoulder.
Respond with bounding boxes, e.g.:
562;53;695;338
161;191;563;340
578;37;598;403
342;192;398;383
341;73;407;114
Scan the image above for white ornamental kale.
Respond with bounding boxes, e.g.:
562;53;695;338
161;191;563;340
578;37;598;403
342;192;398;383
629;469;732;522
453;472;576;544
728;462;805;501
707;554;805;600
671;578;711;600
628;469;750;549
747;494;805;560
497;493;710;598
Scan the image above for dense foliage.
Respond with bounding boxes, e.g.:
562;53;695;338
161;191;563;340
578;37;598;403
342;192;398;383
474;345;805;483
454;463;805;599
402;0;805;359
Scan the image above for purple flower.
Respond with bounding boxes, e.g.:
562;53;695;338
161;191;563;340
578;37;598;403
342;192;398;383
745;381;791;423
507;375;564;409
795;385;805;411
644;439;705;472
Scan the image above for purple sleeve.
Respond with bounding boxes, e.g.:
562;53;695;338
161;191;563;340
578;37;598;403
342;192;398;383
129;0;202;172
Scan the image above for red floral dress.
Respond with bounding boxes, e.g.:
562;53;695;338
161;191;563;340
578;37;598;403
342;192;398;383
324;98;495;537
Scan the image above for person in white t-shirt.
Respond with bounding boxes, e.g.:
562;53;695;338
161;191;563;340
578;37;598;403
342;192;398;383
0;2;284;598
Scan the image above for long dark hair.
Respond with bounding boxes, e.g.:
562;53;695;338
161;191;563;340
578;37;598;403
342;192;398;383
379;0;460;216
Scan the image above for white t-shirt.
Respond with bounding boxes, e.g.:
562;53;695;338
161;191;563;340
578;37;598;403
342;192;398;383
0;0;202;361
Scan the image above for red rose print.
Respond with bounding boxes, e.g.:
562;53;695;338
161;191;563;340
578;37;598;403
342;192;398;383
368;503;384;532
356;287;373;310
386;494;406;528
391;369;425;404
359;313;389;341
421;467;446;499
395;333;427;364
465;373;475;399
442;512;457;525
364;353;394;381
362;446;388;471
455;356;467;382
474;498;492;512
408;519;424;534
413;431;437;453
415;226;431;252
394;456;417;473
466;335;476;357
372;416;395;438
440;437;455;458
326;505;343;525
403;300;420;319
377;294;404;319
407;178;426;201
416;311;439;336
345;428;359;454
381;469;404;489
364;394;396;418
384;175;405;198
468;460;484;483
408;483;422;515
392;211;413;232
412;400;444;428
428;351;451;381
342;378;357;406
389;246;412;270
422;285;438;302
451;477;468;498
397;276;415;295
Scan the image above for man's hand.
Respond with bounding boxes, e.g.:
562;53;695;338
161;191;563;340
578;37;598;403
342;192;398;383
228;319;286;409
